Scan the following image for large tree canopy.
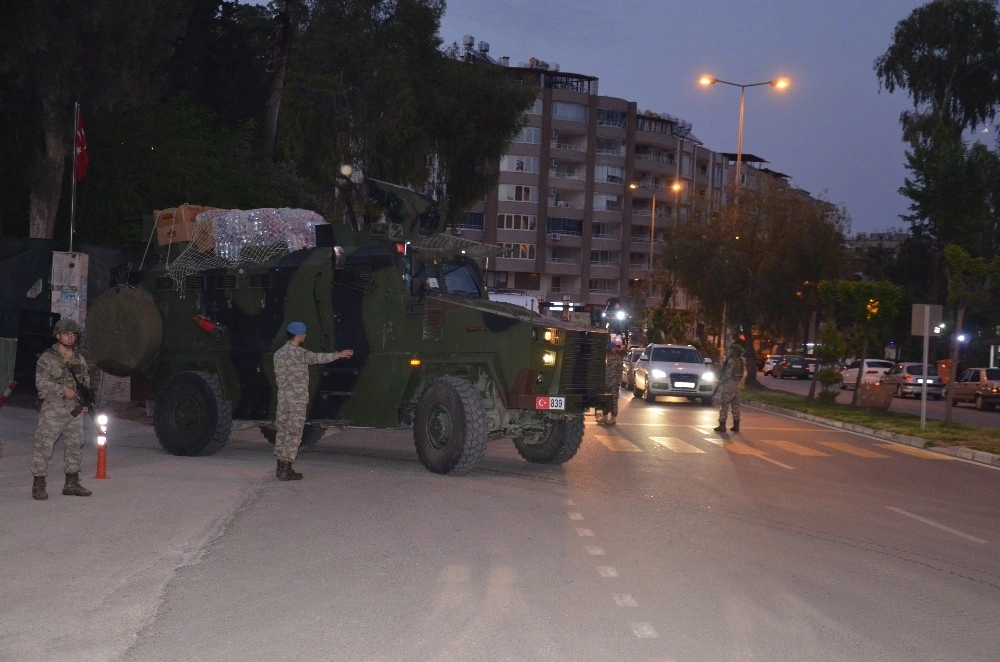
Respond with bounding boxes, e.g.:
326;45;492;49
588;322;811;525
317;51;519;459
875;0;1000;143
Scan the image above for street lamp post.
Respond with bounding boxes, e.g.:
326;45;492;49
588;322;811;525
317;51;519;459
631;181;682;308
699;75;789;196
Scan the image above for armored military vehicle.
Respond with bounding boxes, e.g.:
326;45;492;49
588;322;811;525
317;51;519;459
86;179;616;474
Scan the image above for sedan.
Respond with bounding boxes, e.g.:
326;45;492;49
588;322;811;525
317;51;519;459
880;362;943;400
949;367;1000;411
773;355;811;380
840;359;894;390
620;347;644;390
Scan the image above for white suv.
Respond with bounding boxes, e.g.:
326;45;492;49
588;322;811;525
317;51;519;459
632;344;717;405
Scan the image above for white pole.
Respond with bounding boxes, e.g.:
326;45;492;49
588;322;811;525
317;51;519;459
920;304;929;429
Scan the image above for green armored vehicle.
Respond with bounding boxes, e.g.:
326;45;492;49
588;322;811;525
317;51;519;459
86;179;616;474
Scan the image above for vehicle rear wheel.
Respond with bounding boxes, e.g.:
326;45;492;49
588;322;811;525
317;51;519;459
975;395;987;411
154;371;232;456
413;376;487;474
260;424;326;448
513;415;584;465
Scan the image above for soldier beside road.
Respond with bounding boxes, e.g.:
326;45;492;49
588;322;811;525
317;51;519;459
714;342;747;434
31;318;93;500
273;321;354;480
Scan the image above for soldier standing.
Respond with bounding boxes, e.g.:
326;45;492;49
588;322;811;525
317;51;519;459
31;318;92;500
714;343;747;433
272;321;353;480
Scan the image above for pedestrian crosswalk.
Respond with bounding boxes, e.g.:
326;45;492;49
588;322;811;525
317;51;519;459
590;430;954;465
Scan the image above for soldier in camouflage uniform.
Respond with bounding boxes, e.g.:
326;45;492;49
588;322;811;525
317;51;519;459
272;321;353;480
31;318;92;500
714;343;747;434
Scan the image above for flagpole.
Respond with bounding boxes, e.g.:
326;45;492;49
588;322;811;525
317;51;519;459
69;101;79;253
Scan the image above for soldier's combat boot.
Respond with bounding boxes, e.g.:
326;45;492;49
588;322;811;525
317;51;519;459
276;460;303;481
32;476;48;501
62;472;92;496
713;422;726;433
730;421;740;433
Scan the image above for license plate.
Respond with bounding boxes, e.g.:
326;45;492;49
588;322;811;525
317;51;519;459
675;381;695;388
535;396;565;410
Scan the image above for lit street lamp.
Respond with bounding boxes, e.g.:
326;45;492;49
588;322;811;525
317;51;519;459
699;74;790;196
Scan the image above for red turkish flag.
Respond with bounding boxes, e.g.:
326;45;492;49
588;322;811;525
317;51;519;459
75;112;89;181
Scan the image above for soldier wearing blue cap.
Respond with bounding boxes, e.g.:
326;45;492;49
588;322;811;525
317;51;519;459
272;321;354;480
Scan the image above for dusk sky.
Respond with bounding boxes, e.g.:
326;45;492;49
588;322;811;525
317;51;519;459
437;0;984;236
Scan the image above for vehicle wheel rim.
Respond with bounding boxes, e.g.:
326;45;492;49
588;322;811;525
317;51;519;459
172;394;204;433
425;404;454;450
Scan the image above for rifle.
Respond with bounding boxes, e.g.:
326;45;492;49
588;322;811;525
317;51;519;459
69;369;97;419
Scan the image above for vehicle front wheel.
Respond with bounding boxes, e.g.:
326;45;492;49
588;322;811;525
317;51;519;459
413;376;487;474
154;371;232;456
513;415;584;465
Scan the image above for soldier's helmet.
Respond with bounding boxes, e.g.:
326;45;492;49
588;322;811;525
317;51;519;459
53;319;81;336
729;342;745;356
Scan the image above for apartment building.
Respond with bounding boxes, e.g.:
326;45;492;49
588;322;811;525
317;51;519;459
454;42;728;315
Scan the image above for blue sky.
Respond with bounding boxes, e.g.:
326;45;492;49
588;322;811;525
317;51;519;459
438;0;980;235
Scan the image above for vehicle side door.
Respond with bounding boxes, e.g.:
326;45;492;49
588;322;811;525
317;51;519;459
953;368;975;401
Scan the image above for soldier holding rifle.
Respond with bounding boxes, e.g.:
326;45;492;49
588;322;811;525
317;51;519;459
31;318;93;500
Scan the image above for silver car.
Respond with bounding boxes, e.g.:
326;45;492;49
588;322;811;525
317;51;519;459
620;347;644;390
632;344;716;405
880;362;943;400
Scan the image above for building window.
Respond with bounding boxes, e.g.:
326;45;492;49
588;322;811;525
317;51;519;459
500;155;539;173
594;164;624;184
595;137;624;157
593;193;623;212
498;242;536;259
590;250;619;266
597;108;627;129
524;99;543;116
498;184;537;202
547;217;583;235
459;212;484;230
514;126;541;144
551;101;587;123
497;214;537;230
588;278;617;294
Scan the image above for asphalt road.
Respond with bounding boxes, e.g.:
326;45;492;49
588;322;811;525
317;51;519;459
2;396;998;662
758;371;1000;428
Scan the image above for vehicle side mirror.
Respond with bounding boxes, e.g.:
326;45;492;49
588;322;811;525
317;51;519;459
703;357;712;365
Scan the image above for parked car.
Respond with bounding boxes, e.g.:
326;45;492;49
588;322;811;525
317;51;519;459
948;367;1000;411
880;362;943;400
804;358;819;377
632;343;716;405
839;359;894;390
773;355;810;379
762;355;779;376
620;347;644;390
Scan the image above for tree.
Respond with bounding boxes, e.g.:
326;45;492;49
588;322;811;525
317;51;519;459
875;0;1000;144
0;2;192;239
817;280;903;406
663;175;848;388
940;244;1000;423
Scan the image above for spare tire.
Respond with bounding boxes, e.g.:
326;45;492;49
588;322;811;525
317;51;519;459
85;287;163;376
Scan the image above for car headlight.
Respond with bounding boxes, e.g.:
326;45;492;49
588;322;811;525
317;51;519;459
651;369;667;379
701;372;716;384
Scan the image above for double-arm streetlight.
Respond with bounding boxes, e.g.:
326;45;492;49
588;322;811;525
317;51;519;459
698;75;790;195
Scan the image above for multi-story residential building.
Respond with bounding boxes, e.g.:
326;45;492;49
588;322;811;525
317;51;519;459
453;41;728;317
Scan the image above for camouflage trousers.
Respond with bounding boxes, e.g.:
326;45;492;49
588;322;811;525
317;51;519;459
717;382;741;424
274;400;307;462
32;401;84;477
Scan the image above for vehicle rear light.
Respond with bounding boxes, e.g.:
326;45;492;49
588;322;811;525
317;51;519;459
903;375;912;382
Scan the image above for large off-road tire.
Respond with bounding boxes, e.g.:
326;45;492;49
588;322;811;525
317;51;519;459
513;415;584;465
260;424;326;448
413;376;487;474
154;371;232;456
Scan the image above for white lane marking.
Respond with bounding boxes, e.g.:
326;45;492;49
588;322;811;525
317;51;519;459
593;434;643;452
886;506;988;544
596;566;619;577
585;546;606;556
725;441;796;469
576;528;594;537
878;443;955;460
613;593;638;607
817;441;891;458
759;439;830;457
630;622;659;638
651;436;706;453
568;512;584;520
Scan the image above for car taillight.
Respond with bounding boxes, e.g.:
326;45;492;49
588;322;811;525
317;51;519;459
903;375;912;382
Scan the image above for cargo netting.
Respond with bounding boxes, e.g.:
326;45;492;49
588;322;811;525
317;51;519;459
166;208;328;284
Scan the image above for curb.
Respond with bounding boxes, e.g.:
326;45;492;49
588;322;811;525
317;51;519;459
746;401;1000;468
